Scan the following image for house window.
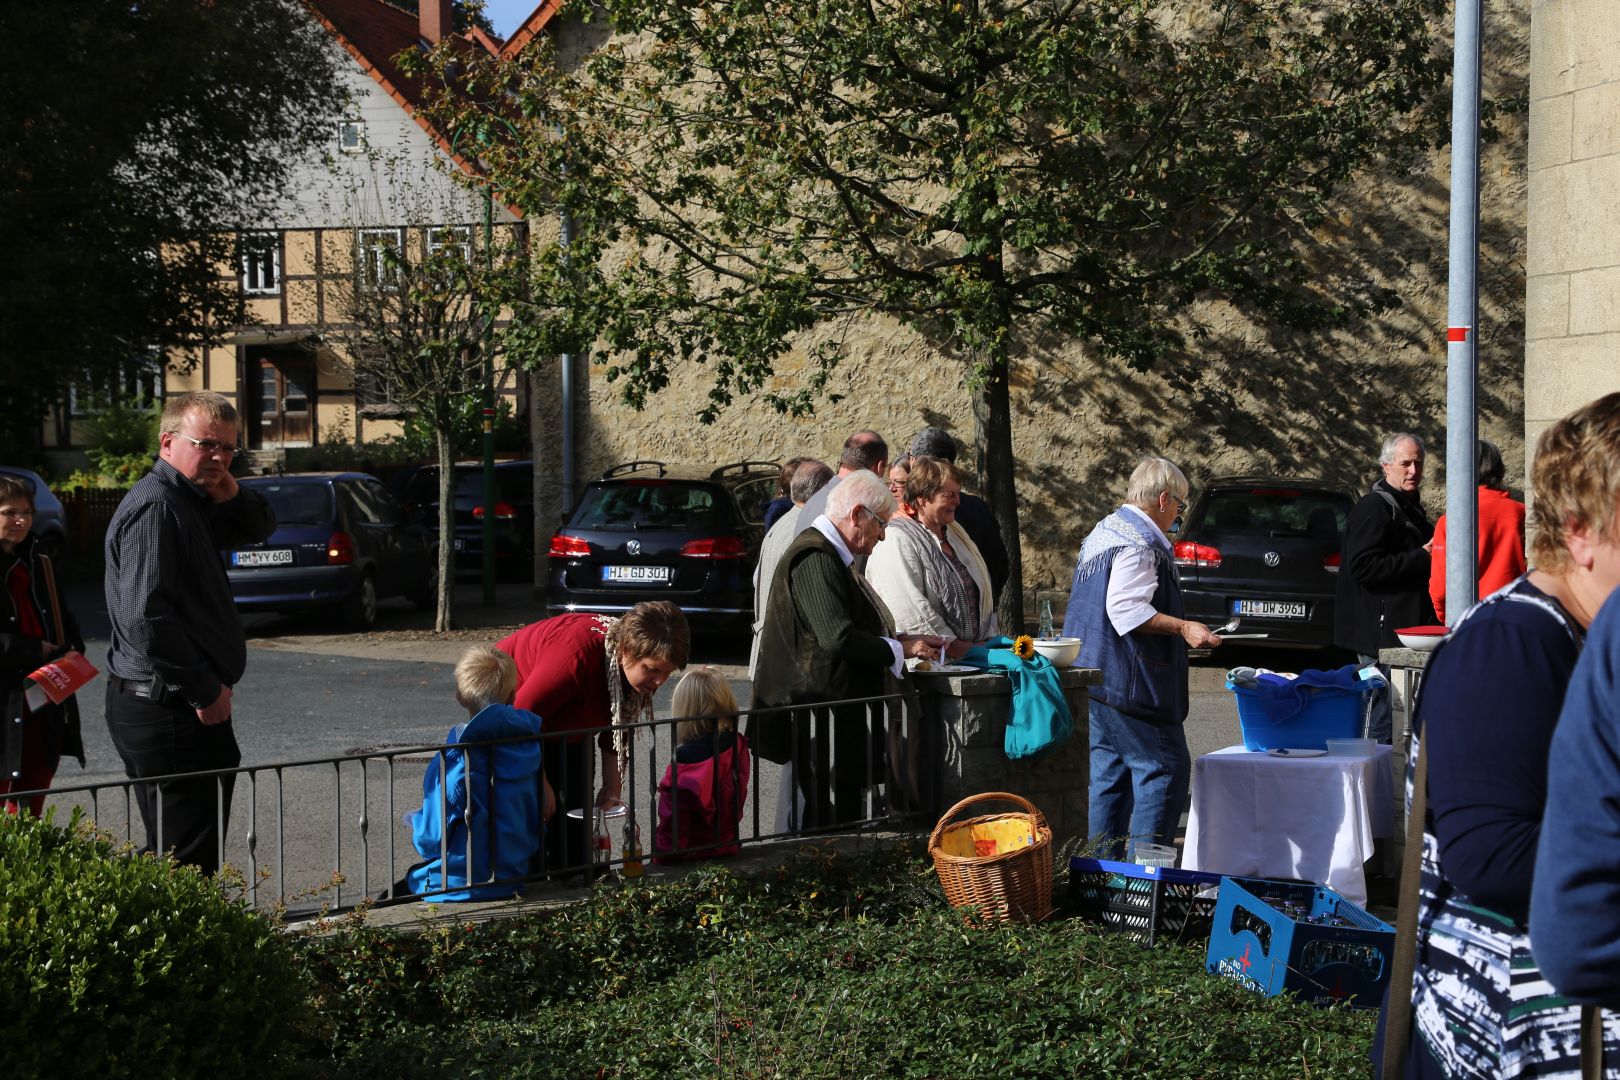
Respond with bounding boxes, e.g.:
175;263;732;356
357;228;404;290
241;233;281;295
71;349;165;417
339;117;365;154
427;226;472;265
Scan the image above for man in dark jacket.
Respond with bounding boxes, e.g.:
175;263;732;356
1333;432;1436;743
751;470;943;827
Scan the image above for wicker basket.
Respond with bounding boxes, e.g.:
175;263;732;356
928;791;1053;923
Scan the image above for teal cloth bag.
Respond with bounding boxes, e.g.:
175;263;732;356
961;636;1075;759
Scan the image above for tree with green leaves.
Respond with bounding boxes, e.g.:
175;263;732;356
0;0;342;460
319;223;521;631
422;0;1446;628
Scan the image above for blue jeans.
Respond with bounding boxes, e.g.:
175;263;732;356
1356;654;1393;744
1088;699;1190;861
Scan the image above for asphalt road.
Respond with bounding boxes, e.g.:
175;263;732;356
45;580;1341;910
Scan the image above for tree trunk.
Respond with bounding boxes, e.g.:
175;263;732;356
973;360;1024;635
435;423;456;632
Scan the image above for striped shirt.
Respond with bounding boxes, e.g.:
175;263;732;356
104;459;274;708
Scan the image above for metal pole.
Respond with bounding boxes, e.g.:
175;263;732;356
1444;0;1484;622
481;187;498;606
560;208;576;517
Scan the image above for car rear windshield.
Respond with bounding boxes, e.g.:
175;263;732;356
1192;488;1351;539
249;482;334;526
403;466;531;505
571;481;736;531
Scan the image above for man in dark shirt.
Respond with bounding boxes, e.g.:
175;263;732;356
1333;432;1436;743
104;391;275;873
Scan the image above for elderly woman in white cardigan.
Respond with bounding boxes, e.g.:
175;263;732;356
867;456;997;659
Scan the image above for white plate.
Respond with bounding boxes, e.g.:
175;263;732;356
1267;747;1327;758
910;663;980;675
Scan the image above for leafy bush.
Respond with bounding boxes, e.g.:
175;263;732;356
292;844;1377;1077
387;396;526;460
83;399;159;467
0;810;311;1078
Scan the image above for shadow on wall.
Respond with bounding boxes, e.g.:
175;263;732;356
1013;2;1529;602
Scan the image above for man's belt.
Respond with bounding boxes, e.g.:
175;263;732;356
111;674;181;705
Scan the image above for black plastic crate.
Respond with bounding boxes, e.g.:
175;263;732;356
1067;856;1223;946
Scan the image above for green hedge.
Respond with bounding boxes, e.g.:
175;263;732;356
0;811;310;1078
292;845;1377;1077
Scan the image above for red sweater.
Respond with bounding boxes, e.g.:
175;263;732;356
1429;487;1527;623
497;614;617;748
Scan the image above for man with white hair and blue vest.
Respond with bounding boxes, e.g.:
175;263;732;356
1063;456;1223;860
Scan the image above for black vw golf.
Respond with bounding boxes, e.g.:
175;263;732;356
1172;476;1355;651
544;460;778;628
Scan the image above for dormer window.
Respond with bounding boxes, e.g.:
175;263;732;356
339;116;365;154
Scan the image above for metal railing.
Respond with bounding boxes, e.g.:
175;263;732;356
19;691;936;912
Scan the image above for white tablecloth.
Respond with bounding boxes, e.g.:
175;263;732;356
1182;744;1396;906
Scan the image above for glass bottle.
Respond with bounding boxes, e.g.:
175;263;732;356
592;807;612;876
1038;599;1055;640
621;820;644;879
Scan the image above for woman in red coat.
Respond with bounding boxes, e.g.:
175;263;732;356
1429;440;1527;623
0;474;83;816
497;600;688;873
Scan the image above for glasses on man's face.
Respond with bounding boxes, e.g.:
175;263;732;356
860;505;889;534
171;432;243;459
0;507;33;521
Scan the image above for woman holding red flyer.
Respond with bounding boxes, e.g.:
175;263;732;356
0;473;83;815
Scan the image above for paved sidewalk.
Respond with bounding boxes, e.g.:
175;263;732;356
243;581;750;678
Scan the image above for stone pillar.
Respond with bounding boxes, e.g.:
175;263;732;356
1525;0;1620;460
912;667;1097;850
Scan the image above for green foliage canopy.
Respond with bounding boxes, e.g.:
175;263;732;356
0;0;342;457
424;0;1447;621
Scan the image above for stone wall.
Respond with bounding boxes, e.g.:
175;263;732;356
527;3;1531;622
1525;0;1620;457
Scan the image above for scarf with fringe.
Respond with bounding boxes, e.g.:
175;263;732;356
1073;507;1170;587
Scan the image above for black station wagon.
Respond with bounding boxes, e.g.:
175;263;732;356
544;460;778;627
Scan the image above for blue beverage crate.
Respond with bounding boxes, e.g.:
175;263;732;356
1226;680;1364;751
1205;876;1394;1008
1068;857;1224;947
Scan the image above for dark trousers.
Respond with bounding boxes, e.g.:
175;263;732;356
105;679;240;876
538;737;590;875
791;704;885;829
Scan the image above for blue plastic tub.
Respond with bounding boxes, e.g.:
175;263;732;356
1227;680;1365;751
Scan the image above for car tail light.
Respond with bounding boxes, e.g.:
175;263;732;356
1173;541;1222;568
473;502;516;520
549;534;592;558
327;531;355;565
1323;552;1341;574
681;536;745;559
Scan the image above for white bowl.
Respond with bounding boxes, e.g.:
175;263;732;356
1032;637;1081;666
1396;632;1444;652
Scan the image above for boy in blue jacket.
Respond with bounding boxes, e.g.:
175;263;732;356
397;646;555;901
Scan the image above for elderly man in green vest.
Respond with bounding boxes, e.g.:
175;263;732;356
751;470;944;828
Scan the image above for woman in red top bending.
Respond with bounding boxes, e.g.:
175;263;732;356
1429;440;1527;623
497;600;688;873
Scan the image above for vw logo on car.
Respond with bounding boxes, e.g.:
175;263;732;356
626;538;642;556
1263;551;1281;567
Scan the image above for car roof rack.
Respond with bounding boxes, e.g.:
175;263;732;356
710;459;780;481
601;460;668;479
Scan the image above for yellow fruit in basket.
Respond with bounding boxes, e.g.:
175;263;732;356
914;659;932;671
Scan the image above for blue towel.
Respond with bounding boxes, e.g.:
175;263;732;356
1226;662;1379;725
960;637;1075;759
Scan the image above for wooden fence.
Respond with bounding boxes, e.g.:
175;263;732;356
62;487;131;556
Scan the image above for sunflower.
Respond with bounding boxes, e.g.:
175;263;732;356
1012;634;1035;660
